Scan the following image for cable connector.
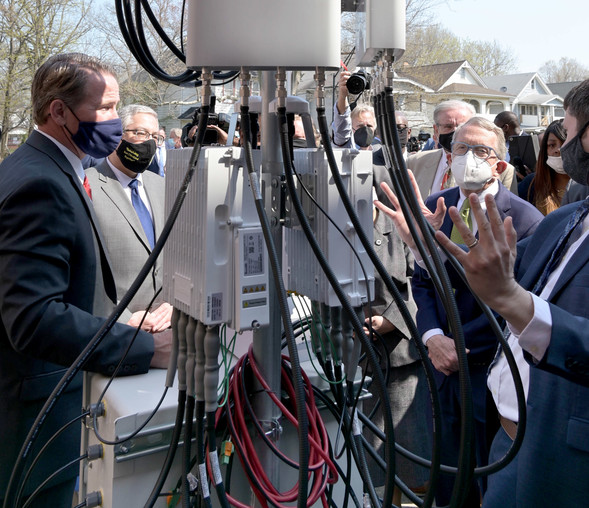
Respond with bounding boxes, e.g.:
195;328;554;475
89;402;105;419
201;67;213;108
275;66;287;109
87;443;103;461
221;439;234;465
239;67;251;108
85;490;102;508
382;51;394;89
314;67;326;109
187;472;198;493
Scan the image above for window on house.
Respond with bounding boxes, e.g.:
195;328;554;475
521;105;537;115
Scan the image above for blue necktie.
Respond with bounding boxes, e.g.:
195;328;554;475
532;197;589;295
128;179;155;249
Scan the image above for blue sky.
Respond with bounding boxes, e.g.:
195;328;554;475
430;0;589;74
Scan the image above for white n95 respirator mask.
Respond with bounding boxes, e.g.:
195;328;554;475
451;151;494;190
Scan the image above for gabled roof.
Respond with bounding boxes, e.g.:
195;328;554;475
517;93;563;106
437;83;514;98
397;61;467;91
484;73;536;96
547;81;583;100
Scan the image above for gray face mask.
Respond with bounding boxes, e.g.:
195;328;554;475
561;121;589;185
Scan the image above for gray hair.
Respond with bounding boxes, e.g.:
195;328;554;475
350;104;376;124
118;104;158;130
453;116;507;160
433;100;476;125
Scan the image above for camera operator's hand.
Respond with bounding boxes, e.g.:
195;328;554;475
187;124;228;146
208;124;228;145
336;70;351;114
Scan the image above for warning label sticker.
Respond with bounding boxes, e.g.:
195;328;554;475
243;232;264;276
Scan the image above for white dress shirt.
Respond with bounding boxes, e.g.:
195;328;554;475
107;159;153;218
488;215;589;423
36;129;85;184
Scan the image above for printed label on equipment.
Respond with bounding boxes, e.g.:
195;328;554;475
242;298;267;308
208;292;223;321
243;232;264;276
242;284;267;294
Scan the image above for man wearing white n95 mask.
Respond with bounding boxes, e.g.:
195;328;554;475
375;116;544;507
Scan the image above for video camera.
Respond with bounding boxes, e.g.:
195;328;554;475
417;131;431;142
407;136;420;153
182;96;230;146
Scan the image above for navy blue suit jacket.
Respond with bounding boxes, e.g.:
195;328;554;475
510;201;589;506
412;183;543;365
0;130;154;498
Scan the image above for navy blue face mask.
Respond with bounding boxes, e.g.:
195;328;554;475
66;107;123;158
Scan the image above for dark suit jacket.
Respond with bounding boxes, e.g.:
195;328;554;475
86;161;166;322
0;131;154;497
509;202;589;506
412;182;543;365
562;180;589;205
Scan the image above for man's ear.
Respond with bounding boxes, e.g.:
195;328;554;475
48;99;68;126
496;160;507;175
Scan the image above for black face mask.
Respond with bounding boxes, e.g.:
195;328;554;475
561;120;589;185
116;139;157;173
438;130;454;152
354;126;375;148
397;126;408;148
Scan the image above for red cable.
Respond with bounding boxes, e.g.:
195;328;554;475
210;345;339;507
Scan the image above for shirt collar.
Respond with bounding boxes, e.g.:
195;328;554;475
457;179;499;211
106;157;143;188
36;128;85;183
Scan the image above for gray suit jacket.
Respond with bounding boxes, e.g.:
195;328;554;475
86;160;166;322
407;148;518;197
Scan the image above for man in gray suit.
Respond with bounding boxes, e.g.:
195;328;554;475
86;104;172;333
407;100;518;197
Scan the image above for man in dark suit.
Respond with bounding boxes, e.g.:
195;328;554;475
0;54;170;506
86;104;172;332
437;79;589;507
376;117;543;507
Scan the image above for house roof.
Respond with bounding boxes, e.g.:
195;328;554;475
437;83;513;98
547;81;582;100
483;73;536;95
397;61;467;91
517;93;562;106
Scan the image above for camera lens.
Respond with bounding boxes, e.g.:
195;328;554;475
346;71;368;95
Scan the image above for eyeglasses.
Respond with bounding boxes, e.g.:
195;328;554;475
451;142;498;160
124;129;165;144
396;124;408;131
